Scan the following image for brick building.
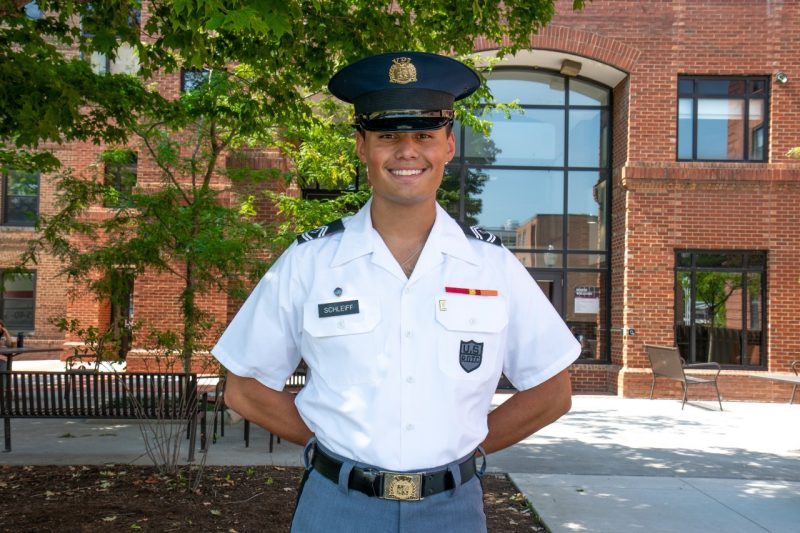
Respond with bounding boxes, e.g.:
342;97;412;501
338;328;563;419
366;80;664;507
2;1;799;401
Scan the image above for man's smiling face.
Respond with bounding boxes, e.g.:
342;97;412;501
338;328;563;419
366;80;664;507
357;127;455;209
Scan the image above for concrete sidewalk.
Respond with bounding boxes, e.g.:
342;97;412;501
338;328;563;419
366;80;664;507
2;362;798;532
501;396;800;533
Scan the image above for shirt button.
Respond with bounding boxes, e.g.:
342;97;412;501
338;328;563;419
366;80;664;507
406;424;414;431
404;330;412;338
404;287;412;294
337;321;346;329
469;318;477;325
406;376;415;384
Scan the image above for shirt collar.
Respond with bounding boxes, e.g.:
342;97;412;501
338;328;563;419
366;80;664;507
330;198;375;267
428;202;481;266
330;198;481;267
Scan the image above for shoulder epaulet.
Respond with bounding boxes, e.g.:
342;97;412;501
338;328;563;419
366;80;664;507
458;221;503;247
296;219;345;245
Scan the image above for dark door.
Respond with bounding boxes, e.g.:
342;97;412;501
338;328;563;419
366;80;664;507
528;270;563;315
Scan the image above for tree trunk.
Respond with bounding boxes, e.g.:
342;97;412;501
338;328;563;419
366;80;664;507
181;260;196;374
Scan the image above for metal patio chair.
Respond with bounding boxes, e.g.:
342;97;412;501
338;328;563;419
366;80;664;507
645;344;723;410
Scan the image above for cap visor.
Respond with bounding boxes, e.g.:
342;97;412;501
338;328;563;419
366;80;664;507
359;117;452;132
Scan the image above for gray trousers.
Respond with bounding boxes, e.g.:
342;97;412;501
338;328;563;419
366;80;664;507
291;440;487;533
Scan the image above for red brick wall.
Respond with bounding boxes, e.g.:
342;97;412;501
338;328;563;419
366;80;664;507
476;1;800;400
538;1;800;400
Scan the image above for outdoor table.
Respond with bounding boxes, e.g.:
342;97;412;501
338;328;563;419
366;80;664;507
1;347;64;452
749;373;800;404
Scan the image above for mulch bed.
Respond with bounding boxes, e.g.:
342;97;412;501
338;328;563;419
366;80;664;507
0;465;547;532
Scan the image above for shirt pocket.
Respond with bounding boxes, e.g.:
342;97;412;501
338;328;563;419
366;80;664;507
302;297;383;386
435;295;509;381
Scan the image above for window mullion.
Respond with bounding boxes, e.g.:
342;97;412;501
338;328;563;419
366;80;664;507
692;90;699;160
2;174;7;224
689;267;697;363
741;272;748;365
743;94;750;161
563;79;570;254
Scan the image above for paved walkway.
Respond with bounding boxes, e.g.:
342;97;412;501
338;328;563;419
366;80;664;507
500;396;799;533
2;361;798;532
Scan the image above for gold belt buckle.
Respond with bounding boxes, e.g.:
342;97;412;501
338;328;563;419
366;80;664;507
382;472;423;501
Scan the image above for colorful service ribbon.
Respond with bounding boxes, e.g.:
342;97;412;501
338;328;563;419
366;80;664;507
444;286;498;296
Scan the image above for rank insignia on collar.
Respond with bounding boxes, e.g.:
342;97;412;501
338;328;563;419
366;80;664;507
457;222;503;247
296;218;345;244
459;340;483;373
389;57;417;84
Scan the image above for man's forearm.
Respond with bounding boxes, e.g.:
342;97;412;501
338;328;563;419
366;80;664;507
480;369;572;454
224;372;314;446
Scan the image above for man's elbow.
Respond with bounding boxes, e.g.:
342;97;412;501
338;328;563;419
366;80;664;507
222;373;250;413
551;370;573;421
556;390;572;419
223;388;240;412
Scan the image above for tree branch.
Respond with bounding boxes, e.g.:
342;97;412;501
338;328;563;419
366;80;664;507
134;124;192;206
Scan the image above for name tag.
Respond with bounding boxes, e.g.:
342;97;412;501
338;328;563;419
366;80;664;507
318;300;360;318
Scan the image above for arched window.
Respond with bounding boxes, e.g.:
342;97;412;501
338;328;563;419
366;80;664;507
445;69;612;362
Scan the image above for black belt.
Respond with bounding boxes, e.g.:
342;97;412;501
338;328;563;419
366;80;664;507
311;446;477;501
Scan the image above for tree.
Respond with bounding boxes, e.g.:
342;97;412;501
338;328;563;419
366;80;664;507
22;71;274;372
3;0;585;172
5;1;585;370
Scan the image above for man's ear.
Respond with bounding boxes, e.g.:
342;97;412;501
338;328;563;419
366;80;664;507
447;129;456;160
355;130;367;163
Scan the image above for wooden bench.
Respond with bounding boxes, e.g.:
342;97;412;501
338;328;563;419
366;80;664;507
1;371;205;461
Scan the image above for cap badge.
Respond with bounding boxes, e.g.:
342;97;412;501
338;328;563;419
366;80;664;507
389;57;417;85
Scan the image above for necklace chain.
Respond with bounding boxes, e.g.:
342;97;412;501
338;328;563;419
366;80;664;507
398;241;425;275
376;226;432;277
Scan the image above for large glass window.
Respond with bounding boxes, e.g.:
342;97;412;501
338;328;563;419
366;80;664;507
677;77;768;162
2;169;39;226
448;69;611;362
0;271;36;332
675;251;766;367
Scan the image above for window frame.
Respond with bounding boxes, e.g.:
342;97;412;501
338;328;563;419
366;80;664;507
2;169;40;227
0;270;37;333
677;75;770;163
107;270;134;359
103;151;138;207
674;250;767;368
451;67;613;363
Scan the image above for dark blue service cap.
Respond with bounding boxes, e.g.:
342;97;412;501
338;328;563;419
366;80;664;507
328;51;480;132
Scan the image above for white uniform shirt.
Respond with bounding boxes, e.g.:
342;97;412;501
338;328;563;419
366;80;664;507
212;199;579;471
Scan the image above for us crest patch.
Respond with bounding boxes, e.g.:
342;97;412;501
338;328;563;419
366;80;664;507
459;340;483;373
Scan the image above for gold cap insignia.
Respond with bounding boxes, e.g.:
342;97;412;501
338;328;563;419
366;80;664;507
389;57;417;85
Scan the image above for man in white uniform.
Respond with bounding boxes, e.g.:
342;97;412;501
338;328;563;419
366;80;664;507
212;51;579;532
